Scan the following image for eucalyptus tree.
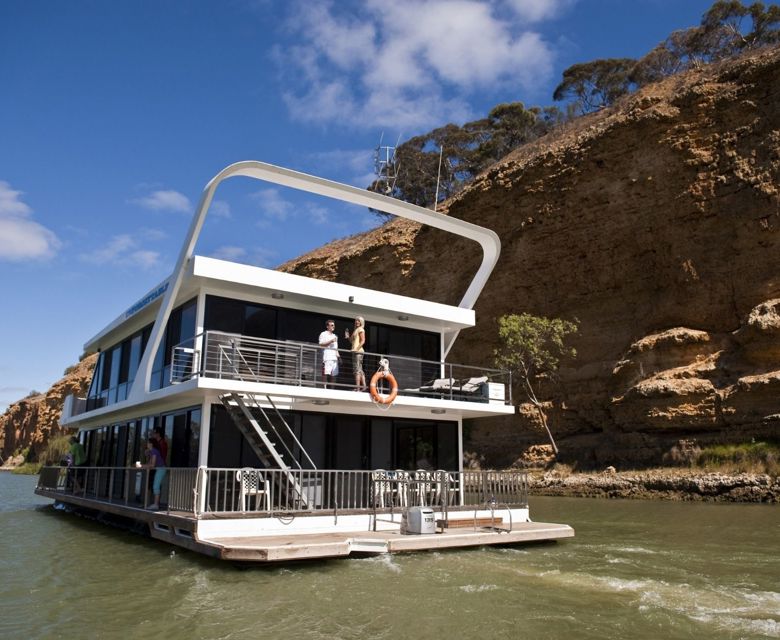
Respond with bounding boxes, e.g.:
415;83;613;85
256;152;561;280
552;58;637;113
493;313;578;456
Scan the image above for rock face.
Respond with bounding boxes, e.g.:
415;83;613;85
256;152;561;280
0;354;97;462
529;469;780;502
3;50;780;470
281;48;780;468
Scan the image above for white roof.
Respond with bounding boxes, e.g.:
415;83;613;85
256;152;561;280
192;256;475;333
84;255;474;351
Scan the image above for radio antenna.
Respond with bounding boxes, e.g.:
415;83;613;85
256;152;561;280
374;133;400;195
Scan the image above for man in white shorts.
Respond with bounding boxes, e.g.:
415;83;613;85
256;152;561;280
318;319;341;388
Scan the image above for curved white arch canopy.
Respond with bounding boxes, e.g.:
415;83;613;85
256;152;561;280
127;161;500;403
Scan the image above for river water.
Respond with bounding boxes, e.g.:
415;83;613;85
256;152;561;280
1;473;778;640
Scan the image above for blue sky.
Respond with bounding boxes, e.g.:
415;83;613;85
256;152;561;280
0;0;718;411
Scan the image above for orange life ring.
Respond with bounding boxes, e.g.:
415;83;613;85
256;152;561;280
369;370;398;404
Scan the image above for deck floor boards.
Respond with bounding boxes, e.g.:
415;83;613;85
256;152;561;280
38;489;573;562
202;521;574;561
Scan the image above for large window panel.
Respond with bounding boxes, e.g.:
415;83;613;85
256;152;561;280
436;422;458;471
370;419;393;470
205;296;244;334
187;409;201;467
245;304;276;339
300;414;327;469
334;417;366;470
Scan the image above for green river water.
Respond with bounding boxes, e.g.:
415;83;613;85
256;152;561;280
1;473;778;639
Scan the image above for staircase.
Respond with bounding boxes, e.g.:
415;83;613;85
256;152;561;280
219;392;316;509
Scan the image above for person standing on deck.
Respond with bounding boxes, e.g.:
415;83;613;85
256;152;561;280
69;436;87;493
152;426;169;465
142;439;166;510
318;319;341;388
345;316;366;391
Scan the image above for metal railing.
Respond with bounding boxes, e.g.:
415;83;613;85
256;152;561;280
172;331;512;404
36;466;197;512
37;467;528;518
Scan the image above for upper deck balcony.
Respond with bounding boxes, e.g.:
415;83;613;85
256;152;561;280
171;330;513;407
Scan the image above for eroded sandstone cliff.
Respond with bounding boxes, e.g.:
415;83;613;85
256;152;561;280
281;48;780;468
0;354;97;462
3;49;779;469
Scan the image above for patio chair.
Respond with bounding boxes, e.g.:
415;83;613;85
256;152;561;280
414;469;434;506
236;468;270;512
434;469;458;506
394;470;410;507
371;469;391;508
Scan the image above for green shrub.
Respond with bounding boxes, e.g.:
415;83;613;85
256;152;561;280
695;441;780;476
12;462;42;475
41;434;72;465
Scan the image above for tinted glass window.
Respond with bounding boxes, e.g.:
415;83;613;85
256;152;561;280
245;304;276;338
180;300;197;342
187;409;201;467
127;335;142;383
108;346;121;390
205;296;244;334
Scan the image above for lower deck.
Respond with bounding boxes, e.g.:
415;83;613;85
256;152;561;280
201;523;575;562
36;468;574;562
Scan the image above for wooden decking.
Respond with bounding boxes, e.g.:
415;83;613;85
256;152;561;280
201;522;575;562
38;487;574;562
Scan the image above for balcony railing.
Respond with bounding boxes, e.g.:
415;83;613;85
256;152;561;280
37;466;529;518
36;465;198;512
172;331;512;405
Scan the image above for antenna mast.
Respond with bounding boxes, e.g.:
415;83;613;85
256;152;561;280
374;133;400;195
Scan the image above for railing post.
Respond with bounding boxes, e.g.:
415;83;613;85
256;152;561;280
196;466;207;516
108;468;115;503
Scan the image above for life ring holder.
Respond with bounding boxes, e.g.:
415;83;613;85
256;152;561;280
370;358;398;406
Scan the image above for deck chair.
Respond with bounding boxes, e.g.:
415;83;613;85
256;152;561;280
459;376;488;395
434;470;457;505
414;469;434;506
371;469;391;508
393;470;410;507
236;468;270;512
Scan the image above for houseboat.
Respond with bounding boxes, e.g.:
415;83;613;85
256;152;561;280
36;161;573;561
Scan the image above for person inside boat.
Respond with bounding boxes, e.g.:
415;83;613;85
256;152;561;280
345;316;366;391
141;438;166;511
318;319;341;388
151;426;169;465
68;436;87;493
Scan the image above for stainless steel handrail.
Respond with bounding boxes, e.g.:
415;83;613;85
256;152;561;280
35;466;198;513
37;467;528;518
172;331;512;404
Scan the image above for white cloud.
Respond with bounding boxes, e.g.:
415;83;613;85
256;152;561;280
249;187;337;227
251;188;295;222
306;148;377;187
133;189;191;213
211;200;232;218
278;0;561;130
79;233;161;269
503;0;575;23
0;181;61;261
210;245;278;268
0;182;32;216
211;245;247;261
306;204;330;225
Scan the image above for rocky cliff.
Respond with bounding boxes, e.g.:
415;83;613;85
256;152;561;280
280;48;780;468
0;354;96;463
4;49;779;470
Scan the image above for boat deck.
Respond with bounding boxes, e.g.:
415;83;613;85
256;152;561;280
39;488;573;562
201;522;575;562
